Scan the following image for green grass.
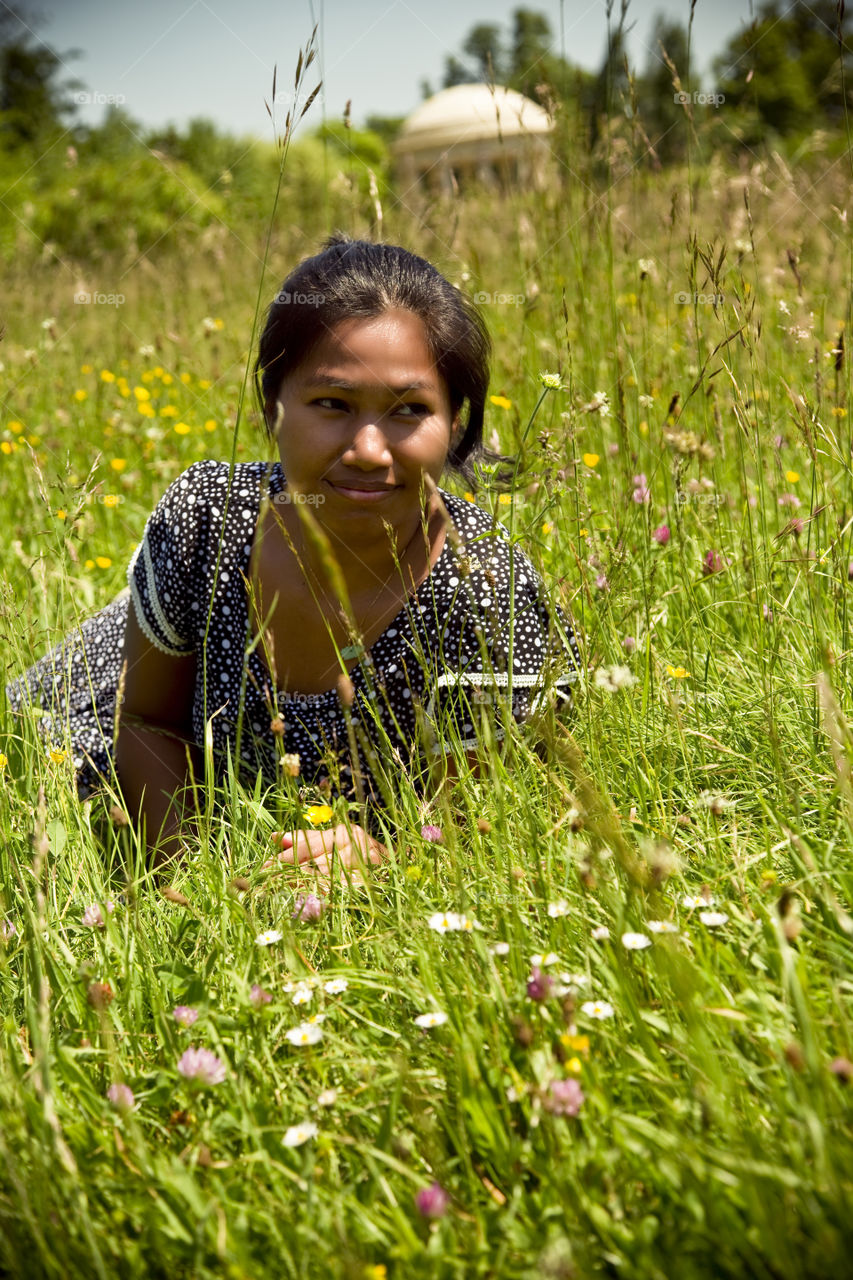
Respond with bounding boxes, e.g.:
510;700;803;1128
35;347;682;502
0;136;852;1278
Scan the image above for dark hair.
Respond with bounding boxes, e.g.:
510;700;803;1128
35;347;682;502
254;235;492;480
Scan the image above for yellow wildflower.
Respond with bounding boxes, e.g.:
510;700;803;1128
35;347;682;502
204;419;217;432
304;804;333;826
583;453;600;468
27;435;39;446
785;470;800;484
639;421;649;436
180;372;192;385
666;665;690;679
80;364;93;374
463;492;475;502
141;370;156;384
0;753;7;770
498;493;512;505
56;509;67;520
198;379;211;390
8;421;23;434
1;442;15;455
110;458;127;472
133;386;150;402
561;1033;590;1054
49;749;66;764
542;522;553;534
117;382;130;398
102;494;119;508
174;422;191;435
490;394;512;410
138;402;155;418
831;406;847;417
99;369;115;383
160;405;179;418
153;366;164;377
566;1056;583;1075
95;556;112;569
579;528;588;538
73;389;87;402
161;373;174;385
405;865;423;881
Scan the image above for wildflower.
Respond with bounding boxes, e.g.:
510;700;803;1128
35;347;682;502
293;893;325;922
489;394;512;410
95;556;112;569
323;978;348;994
291;983;313;1006
100;369;116;383
87;981;114;1009
420;824;443;843
109;458;126;472
785;470;800;484
778;493;801;508
255;929;283;946
177;1046;226;1086
173;1006;199;1028
702;550;725;576
427;911;479;933
204;419;217;432
647;920;679;934
530;952;560;967
595;573;608;591
304;804;333;826
682;894;716;909
583;453;600;468
638;258;655;279
490;941;510;956
547;900;570;918
280;751;300;775
666;665;690;679
406;865;423;881
622;635;636;654
133;386;150;402
632;474;650;503
107;1083;135;1113
527;966;553;1001
55;510;66;520
317;1087;338;1106
591;926;610;941
583;392;610;417
697;790;734;814
49;749;66;764
283;1121;318;1148
543;1077;584;1117
82;901;114;928
653;524;670;545
539;372;563;390
542;521;553;534
250;984;272;1008
789;517;805;536
593;665;637;693
0;919;16;942
581;1000;614;1019
621;932;652;950
557;972;588;988
829;1057;853;1084
0;753;6;771
286;1022;324;1046
414;1011;448;1028
415;1182;450;1219
174;422;191;435
73;389;88;402
699;911;729;927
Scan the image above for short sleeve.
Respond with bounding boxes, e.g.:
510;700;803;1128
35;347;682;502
127;463;211;656
424;522;581;753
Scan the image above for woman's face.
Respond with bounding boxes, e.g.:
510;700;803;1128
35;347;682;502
270;308;457;543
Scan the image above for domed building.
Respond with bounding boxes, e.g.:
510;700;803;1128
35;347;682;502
392;84;553;192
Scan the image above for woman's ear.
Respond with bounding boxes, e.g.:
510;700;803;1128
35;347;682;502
449;413;464;452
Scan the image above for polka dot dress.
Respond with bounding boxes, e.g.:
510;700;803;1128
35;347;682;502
6;461;581;805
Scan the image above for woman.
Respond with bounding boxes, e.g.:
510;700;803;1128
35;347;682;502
7;237;581;876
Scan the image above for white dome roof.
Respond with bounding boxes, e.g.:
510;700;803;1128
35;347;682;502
394;84;552;154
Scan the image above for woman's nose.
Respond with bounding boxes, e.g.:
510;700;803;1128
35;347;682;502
344;419;393;468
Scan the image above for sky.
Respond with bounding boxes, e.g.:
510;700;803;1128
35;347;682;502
13;0;757;138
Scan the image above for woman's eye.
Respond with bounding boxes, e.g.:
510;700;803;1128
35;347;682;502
313;396;349;411
393;402;429;418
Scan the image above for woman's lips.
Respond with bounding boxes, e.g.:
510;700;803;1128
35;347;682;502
326;480;399;502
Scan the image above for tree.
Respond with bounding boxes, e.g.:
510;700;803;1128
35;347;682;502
463;23;504;82
637;18;694;163
509;9;553;98
0;8;81;148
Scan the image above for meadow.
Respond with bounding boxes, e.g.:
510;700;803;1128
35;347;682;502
0;93;852;1278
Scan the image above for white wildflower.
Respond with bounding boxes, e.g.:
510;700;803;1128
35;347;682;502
285;1022;324;1046
647;920;679;934
621;932;652;950
699;911;729;927
414;1011;448;1028
681;894;716;910
255;929;283;946
291;983;313;1006
594;665;637;693
490;941;510;956
283;1121;318;1147
323;978;348;994
591;926;610;941
530;952;560;967
547;900;570;918
581;1000;614;1020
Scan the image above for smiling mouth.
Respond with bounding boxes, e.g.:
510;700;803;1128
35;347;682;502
326;479;399;499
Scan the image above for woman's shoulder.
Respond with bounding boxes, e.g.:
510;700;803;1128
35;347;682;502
165;459;282;503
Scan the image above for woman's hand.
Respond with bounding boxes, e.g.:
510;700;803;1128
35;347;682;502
263;823;387;885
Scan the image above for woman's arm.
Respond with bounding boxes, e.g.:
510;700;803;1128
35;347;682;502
114;607;201;867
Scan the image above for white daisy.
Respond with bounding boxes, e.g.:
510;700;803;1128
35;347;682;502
647;920;680;934
591;926;610;941
547;900;570;918
621;932;652;950
255;929;283;946
282;1121;318;1147
323;978;348;994
530;952;560;967
681;894;716;910
414;1011;448;1028
581;1000;615;1020
285;1022;324;1046
291;983;313;1006
490;941;510;956
699;911;729;927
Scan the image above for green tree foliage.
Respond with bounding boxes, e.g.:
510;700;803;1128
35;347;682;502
713;0;852;140
0;9;81;148
463;23;505;82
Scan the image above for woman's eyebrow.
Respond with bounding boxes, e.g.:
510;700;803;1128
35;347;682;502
305;371;437;394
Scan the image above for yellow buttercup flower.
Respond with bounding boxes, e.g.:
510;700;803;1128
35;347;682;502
102;494;119;508
566;1056;583;1074
304;804;333;826
204;419;217;432
49;749;66;764
489;394;512;410
8;421;23;434
161;373;174;385
0;442;14;455
180;372;192;385
56;509;67;520
542;522;553;534
138;402;155;418
583;453;600;468
80;364;93;374
639;421;649;436
84;559;94;569
160;405;179;418
110;459;127;472
785;470;799;484
0;753;7;771
831;406;847;417
463;492;475;502
133;386;150;401
95;556;112;569
198;379;211;390
174;422;191;435
666;665;690;679
498;493;512;506
561;1033;590;1053
73;389;87;402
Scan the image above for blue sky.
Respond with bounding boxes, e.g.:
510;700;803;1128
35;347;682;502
18;0;756;137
